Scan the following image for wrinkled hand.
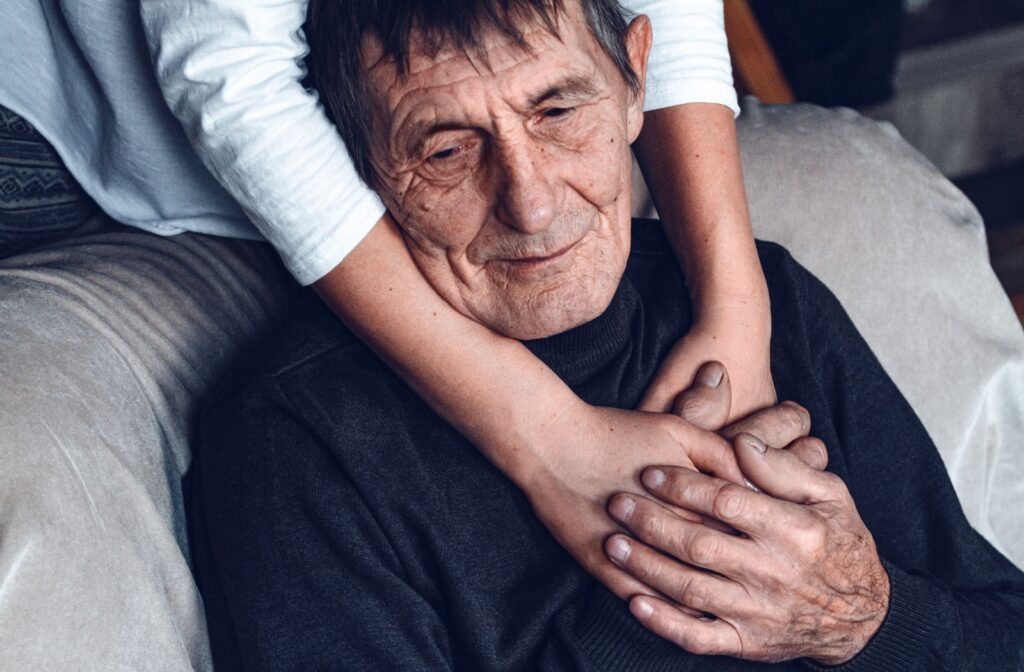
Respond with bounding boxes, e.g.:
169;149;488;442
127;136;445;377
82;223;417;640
604;440;890;665
523;363;811;603
674;363;826;475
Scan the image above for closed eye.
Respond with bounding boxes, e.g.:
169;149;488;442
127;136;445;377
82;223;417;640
429;144;467;163
541;106;575;120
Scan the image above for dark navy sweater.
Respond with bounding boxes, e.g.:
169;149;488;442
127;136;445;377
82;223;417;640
191;221;1024;671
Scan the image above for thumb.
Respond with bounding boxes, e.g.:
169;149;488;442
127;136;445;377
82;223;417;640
734;433;838;504
672;361;731;431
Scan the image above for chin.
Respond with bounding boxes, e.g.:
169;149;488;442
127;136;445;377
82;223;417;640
484;270;623;341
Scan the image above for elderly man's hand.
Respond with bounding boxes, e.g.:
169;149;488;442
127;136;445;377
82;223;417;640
524;363;818;604
604;440;891;665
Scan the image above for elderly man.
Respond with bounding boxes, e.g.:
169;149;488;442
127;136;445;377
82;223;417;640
189;0;1024;669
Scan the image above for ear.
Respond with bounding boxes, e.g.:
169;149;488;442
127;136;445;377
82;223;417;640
624;14;653;143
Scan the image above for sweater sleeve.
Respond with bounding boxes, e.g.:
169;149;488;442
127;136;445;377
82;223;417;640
622;0;739;115
193;377;456;671
139;0;738;284
766;248;1024;671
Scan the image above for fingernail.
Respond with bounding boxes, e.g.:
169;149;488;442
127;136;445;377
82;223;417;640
633;598;654;618
744;434;767;454
744;478;761;493
700;365;724;389
610;495;635;522
643;468;666;489
607;536;632;564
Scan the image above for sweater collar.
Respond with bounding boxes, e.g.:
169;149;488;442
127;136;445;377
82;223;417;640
523;279;639;388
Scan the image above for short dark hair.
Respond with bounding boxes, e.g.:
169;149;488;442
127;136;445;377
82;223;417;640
304;0;639;186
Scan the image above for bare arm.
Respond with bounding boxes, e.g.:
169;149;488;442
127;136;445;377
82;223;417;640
143;0;772;602
634;103;774;419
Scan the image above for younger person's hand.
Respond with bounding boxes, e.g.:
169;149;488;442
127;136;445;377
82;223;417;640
639;300;776;422
670;362;826;473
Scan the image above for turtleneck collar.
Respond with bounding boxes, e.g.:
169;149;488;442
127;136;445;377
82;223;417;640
523;278;640;389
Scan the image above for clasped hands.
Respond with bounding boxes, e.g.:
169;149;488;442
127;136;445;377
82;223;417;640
526;363;890;666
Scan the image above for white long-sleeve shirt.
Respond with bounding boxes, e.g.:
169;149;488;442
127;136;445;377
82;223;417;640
0;0;736;285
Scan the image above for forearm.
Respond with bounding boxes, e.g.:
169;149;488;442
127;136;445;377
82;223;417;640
633;103;766;308
313;214;581;482
633;103;773;416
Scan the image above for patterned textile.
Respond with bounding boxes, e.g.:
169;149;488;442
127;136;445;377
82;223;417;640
0;105;96;258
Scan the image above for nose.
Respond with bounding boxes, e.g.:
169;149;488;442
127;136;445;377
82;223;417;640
493;141;557;234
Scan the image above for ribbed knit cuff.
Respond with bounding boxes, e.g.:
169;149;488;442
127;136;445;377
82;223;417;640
802;560;944;672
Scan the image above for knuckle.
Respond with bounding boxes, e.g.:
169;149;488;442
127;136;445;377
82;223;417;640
780;402;810;434
687;530;722;566
801;437;828;464
655;471;686;504
635;506;674;546
676;576;711;610
635;550;668;583
712;483;747;521
636;508;662;539
790;516;829;557
684;632;719;656
677;394;704;420
659;413;688;438
818;471;848;498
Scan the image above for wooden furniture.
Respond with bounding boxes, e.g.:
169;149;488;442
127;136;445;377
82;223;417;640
724;0;796;104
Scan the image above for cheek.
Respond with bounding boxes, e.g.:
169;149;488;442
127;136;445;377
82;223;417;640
387;178;493;271
565;116;633;207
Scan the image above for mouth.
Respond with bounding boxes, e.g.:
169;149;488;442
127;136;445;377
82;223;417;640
502;237;583;269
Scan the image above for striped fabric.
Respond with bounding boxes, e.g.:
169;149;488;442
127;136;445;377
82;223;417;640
0;105;97;259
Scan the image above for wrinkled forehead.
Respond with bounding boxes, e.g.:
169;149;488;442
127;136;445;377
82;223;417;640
359;4;615;138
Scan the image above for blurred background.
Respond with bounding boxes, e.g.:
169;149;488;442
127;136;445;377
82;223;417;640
729;0;1024;317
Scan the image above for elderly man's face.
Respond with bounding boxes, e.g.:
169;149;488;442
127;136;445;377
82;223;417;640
363;3;651;339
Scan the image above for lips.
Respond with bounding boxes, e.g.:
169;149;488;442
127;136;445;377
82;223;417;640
503;237;582;266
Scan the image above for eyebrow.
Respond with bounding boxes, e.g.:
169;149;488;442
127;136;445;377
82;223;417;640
528;74;601;108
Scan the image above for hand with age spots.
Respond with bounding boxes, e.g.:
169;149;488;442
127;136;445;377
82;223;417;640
524;362;825;605
603;407;891;665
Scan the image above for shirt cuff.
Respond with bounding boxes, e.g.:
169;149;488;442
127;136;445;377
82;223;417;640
277;190;386;286
643;79;740;118
801;561;945;672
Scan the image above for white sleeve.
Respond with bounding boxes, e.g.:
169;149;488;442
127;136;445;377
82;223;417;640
622;0;739;115
139;0;736;284
139;0;384;286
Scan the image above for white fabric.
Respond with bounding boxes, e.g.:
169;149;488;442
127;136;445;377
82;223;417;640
0;215;298;671
139;0;737;284
0;0;736;287
628;0;738;112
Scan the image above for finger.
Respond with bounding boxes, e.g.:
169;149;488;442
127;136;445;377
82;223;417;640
607;492;751;577
593;542;705;618
628;595;742;658
605;534;746;615
591;553;672;601
735;433;845;504
672;420;745;487
672;361;731;431
634;465;802;540
722;401;811;448
785;436;828;471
